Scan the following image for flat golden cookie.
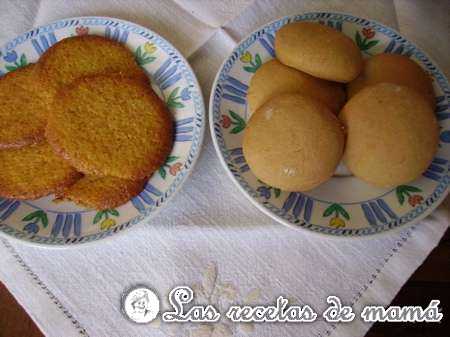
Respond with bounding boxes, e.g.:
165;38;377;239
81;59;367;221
243;93;345;191
347;53;435;108
340;83;439;188
247;59;346;115
58;175;146;210
46;74;173;180
275;22;363;82
0;64;52;148
0;142;81;199
39;35;147;89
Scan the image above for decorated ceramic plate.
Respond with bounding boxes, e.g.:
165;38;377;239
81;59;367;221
210;12;450;236
0;17;205;245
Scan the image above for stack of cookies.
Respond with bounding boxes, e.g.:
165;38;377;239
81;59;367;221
243;22;438;191
0;35;173;209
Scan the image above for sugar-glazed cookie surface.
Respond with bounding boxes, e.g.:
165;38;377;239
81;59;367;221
347;53;435;108
0;64;52;149
275;21;363;82
247;59;346;115
243;93;345;191
46;74;173;180
0;142;81;199
340;83;439;188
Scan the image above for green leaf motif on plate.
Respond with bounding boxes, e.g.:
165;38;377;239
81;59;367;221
159;156;181;179
166;87;185;109
22;210;48;228
159;167;167;179
93;211;105;224
94;209;120;230
166;155;179;164
108;209;120;217
4;53;28;72
19;54;27;67
135;44;157;66
395;185;423;207
274;188;281;198
228;110;246;134
240;51;262;73
323;203;350;228
354;28;379;53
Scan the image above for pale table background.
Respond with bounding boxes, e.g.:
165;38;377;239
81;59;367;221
0;1;449;337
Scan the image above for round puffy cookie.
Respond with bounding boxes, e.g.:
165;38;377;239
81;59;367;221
340;83;439;188
58;175;146;210
347;53;435;108
247;59;346;115
39;35;147;90
0;64;53;149
243;93;345;191
0;142;81;199
46;74;173;180
275;21;363;83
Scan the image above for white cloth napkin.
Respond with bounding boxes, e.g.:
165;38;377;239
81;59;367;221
0;1;449;337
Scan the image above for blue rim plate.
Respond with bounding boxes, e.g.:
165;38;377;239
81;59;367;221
209;12;450;237
0;16;205;246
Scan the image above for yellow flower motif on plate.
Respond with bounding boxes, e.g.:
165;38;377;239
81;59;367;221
100;218;116;230
329;217;345;228
93;209;119;230
323;203;349;229
240;51;252;63
144;42;157;54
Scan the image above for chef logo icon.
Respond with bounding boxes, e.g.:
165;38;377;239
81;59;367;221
121;285;160;324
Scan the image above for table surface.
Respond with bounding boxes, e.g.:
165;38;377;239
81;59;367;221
1;228;448;337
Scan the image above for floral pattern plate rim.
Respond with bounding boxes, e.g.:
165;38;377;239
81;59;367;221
209;12;450;237
0;16;205;246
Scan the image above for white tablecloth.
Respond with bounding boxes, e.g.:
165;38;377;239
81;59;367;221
0;1;449;337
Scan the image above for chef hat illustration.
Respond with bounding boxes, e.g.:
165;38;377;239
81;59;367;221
131;291;150;309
